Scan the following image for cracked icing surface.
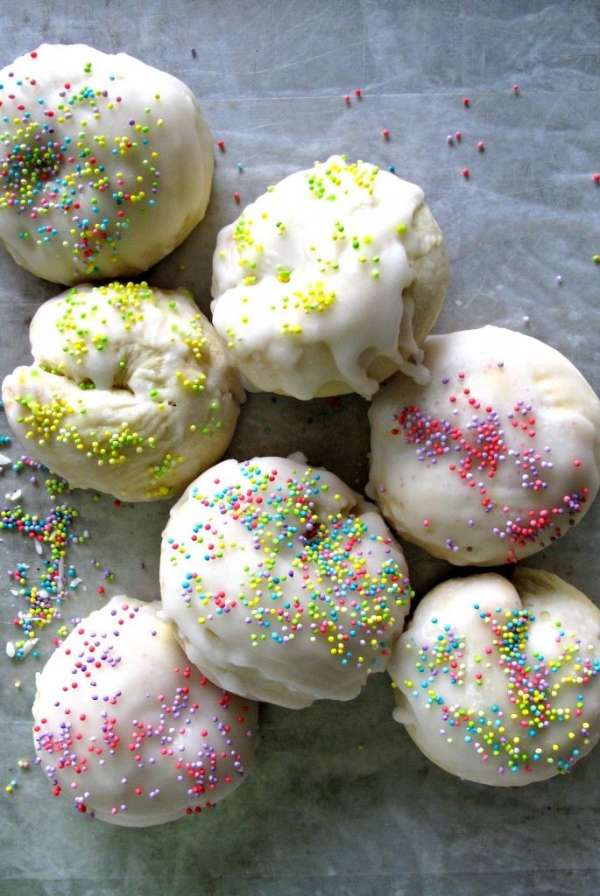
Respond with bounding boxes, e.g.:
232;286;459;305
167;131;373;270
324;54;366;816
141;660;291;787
211;155;448;400
2;282;242;501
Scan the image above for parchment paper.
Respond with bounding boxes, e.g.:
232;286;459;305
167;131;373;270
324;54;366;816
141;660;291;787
1;2;600;894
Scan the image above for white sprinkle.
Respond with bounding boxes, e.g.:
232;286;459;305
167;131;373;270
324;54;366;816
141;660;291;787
0;453;11;467
34;540;43;556
5;489;22;502
5;641;15;658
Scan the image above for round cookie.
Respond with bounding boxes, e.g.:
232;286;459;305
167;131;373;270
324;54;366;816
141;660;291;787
390;570;600;786
368;326;600;565
211;155;448;400
0;43;213;284
32;597;258;826
160;455;413;708
2;282;242;501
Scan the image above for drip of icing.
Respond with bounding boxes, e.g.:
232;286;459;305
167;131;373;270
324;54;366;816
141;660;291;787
212;155;433;399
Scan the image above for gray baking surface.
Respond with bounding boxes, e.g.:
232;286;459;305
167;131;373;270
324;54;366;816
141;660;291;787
1;1;599;894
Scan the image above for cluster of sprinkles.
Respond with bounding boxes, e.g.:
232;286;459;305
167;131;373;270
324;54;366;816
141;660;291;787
402;601;600;777
0;50;163;276
0;410;103;665
446;87;520;176
220;157;412;345
442;85;585;279
0;425;124;799
1;499;86;660
166;462;413;668
446;81;586;274
12;282;224;499
0;446;68;495
391;369;588;562
33;601;254;820
446;97;487;179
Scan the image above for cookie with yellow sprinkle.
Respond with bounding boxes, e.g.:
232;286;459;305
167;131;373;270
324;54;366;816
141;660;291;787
390;570;600;786
211;154;448;400
0;43;213;284
160;454;413;708
2;282;243;501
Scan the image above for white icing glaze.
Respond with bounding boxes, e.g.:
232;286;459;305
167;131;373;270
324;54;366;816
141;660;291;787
390;570;600;786
368;326;600;565
0;44;213;284
160;455;412;708
32;597;258;826
2;282;242;501
211;155;446;399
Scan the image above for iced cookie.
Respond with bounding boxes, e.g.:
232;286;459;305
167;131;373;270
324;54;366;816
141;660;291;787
161;454;413;708
2;282;242;501
211;155;447;399
390;570;600;785
368;326;600;565
0;44;213;283
33;597;258;826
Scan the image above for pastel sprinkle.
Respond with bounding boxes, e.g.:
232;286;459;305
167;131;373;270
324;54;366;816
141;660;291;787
391;372;589;564
166;461;413;666
403;602;599;776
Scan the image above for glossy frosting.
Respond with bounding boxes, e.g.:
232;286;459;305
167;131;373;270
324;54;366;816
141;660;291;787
0;44;213;283
368;326;600;565
211;155;447;399
33;597;258;826
391;570;600;786
160;455;413;708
